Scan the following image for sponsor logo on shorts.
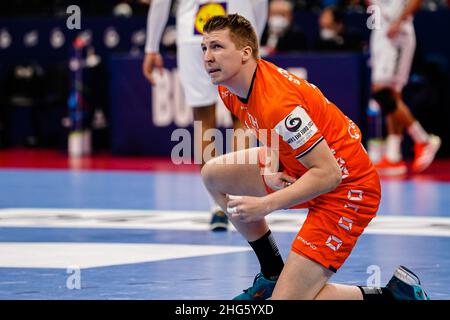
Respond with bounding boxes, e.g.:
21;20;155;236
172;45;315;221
347;189;364;201
344;203;359;212
325;235;343;251
297;236;317;250
338;216;353;231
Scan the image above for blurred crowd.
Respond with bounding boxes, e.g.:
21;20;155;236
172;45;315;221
1;0;449;151
1;0;448;17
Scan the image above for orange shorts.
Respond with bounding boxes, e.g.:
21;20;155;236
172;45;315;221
259;149;381;272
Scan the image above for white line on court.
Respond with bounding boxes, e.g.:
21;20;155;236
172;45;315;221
1;208;450;237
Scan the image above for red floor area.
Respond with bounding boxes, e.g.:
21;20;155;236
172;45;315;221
0;148;449;181
0;148;198;172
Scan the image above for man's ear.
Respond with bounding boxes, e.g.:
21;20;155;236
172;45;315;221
242;46;253;62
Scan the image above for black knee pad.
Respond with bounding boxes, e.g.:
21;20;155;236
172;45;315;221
372;89;397;114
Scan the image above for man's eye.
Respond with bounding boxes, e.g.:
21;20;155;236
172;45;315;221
213;44;221;49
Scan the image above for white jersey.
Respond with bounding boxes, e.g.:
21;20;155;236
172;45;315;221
146;0;267;52
370;0;414;32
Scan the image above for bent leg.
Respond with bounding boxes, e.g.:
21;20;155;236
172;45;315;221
201;147;270;241
271;251;333;299
271;251;364;300
193;104;216;168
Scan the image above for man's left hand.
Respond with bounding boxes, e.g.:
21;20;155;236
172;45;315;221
226;195;272;223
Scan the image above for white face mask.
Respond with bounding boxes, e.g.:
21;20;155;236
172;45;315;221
268;15;289;35
320;28;338;40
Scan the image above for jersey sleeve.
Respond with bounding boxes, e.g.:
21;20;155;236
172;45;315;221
270;104;324;159
266;76;330;159
145;0;172;53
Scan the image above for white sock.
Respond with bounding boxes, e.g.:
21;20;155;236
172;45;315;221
386;134;403;163
407;121;429;144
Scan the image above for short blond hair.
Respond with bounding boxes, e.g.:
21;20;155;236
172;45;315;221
203;14;259;59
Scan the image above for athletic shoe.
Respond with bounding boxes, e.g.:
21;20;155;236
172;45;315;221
233;273;276;300
210;209;228;232
386;265;430;300
412;135;441;173
375;157;407;176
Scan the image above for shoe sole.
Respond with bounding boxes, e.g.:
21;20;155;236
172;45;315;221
394;265;421;286
210;223;228;232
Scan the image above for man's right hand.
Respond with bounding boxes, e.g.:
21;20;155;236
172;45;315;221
142;52;164;86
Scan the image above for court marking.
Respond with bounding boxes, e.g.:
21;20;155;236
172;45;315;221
1;208;450;237
0;242;251;268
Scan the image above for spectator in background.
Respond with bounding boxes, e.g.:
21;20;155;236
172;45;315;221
343;0;366;13
368;0;441;175
260;0;307;56
314;5;364;52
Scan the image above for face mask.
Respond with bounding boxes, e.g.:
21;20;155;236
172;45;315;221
268;15;289;34
320;28;338;40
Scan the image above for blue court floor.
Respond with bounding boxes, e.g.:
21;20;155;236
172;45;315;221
0;167;449;299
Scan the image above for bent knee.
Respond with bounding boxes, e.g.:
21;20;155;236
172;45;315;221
200;160;220;187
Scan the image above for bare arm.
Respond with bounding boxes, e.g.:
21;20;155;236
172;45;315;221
387;0;423;38
143;0;172;84
227;140;342;222
251;0;269;39
145;0;172;54
398;0;423;22
265;139;342;211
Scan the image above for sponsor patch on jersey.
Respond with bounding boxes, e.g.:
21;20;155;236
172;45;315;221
275;106;318;149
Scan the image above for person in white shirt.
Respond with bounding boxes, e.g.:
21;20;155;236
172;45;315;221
368;0;441;176
142;0;268;231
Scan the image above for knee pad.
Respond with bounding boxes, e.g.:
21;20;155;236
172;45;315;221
372;89;397;114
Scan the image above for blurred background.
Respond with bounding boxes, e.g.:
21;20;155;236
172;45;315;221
0;0;449;159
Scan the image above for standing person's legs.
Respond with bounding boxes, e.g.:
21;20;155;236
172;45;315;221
370;32;421;173
375;30;441;173
192;104;217;168
369;30;404;168
178;42;228;231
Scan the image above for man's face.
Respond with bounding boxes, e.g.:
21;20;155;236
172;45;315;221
319;9;337;31
201;29;244;85
269;1;292;21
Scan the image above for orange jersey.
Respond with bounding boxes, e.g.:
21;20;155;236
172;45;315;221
219;59;377;189
219;59;381;271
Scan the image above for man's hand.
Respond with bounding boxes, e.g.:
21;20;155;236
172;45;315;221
263;172;296;191
387;19;402;39
226;195;273;223
142;52;164;85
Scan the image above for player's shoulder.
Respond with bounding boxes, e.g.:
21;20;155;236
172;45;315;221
257;59;304;94
257;59;311;105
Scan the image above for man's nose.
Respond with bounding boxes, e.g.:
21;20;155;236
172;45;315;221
203;48;213;62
